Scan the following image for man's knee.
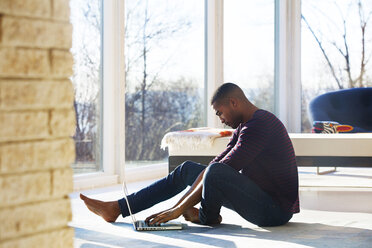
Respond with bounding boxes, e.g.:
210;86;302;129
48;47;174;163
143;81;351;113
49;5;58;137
175;160;195;174
206;162;231;174
204;163;232;182
181;160;196;168
174;160;204;185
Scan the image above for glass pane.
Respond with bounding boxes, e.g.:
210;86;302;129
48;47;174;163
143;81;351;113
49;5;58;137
70;0;102;173
301;0;372;132
224;0;275;113
125;0;204;167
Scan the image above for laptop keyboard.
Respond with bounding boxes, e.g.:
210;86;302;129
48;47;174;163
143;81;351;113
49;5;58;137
137;220;159;227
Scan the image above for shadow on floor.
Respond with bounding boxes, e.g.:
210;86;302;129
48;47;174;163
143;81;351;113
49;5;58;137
112;222;238;248
144;222;372;248
75;221;372;248
75;227;182;248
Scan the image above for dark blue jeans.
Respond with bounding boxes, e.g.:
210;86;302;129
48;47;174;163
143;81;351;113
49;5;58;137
118;161;293;226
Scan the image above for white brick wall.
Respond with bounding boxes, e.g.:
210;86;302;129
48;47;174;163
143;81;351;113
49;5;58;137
0;0;75;246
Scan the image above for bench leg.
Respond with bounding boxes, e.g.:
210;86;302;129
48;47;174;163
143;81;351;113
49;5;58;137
317;167;337;175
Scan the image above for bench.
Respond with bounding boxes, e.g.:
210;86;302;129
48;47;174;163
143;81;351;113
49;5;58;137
167;133;372;173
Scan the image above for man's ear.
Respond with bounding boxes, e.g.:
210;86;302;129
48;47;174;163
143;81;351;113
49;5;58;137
229;97;238;108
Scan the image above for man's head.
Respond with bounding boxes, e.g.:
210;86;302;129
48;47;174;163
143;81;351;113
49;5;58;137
211;82;256;128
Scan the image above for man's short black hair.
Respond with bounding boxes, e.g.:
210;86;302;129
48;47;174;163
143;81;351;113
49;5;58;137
210;82;242;105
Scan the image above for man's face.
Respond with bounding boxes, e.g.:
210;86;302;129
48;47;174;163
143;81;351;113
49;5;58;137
212;100;241;129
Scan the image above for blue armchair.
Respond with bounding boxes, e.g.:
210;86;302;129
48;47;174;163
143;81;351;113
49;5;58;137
309;87;372;133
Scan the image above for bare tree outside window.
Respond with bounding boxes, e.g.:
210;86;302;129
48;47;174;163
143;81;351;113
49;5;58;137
70;0;102;173
125;0;204;164
301;0;372;132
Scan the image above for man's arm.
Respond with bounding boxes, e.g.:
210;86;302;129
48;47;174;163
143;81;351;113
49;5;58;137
209;128;238;164
146;168;206;225
145;129;239;224
220;122;269;171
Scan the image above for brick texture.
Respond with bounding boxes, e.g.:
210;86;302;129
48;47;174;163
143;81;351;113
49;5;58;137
50;109;76;137
0;111;49;141
0;0;51;19
0;139;75;174
1;16;72;49
0;228;74;248
52;168;73;197
0;48;49;77
0;199;72;240
0;172;51;207
0;80;74;110
0;0;75;246
51;50;74;78
53;0;71;21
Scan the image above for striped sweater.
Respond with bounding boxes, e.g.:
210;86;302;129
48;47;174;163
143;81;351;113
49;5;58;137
210;109;300;213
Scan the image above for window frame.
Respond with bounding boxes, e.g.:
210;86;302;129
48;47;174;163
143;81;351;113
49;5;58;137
206;0;302;132
74;0;125;190
205;0;224;128
274;0;302;133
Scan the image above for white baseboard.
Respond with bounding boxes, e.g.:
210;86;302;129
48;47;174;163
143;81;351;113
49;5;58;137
122;163;168;183
73;172;119;191
73;163;168;190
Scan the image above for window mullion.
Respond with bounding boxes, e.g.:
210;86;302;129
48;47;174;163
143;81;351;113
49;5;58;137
275;0;301;133
102;0;125;180
206;0;224;128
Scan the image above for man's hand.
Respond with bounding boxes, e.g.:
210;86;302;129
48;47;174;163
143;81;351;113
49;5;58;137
145;207;182;225
145;168;206;226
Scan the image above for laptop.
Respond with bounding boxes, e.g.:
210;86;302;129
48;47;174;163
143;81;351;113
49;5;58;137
122;181;183;231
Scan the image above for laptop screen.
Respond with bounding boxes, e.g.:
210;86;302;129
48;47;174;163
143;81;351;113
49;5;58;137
122;181;138;228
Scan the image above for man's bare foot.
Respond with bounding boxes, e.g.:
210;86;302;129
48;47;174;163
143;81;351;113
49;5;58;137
183;207;222;225
80;194;121;222
183;207;201;223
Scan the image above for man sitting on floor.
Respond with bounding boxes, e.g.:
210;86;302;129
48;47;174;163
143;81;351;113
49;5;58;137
81;82;300;226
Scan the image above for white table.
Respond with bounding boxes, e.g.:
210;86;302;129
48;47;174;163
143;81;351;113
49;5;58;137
168;133;372;173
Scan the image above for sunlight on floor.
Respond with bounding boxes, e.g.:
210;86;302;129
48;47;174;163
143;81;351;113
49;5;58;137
70;168;372;247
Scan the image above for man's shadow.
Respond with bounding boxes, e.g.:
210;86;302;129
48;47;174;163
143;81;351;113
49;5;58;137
107;221;372;248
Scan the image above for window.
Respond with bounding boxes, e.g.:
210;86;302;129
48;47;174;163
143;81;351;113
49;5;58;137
301;0;372;132
124;0;205;167
224;0;275;113
72;0;372;187
70;0;103;173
